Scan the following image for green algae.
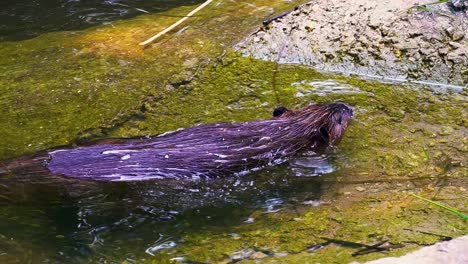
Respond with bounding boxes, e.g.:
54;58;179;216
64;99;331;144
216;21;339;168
161;189;466;264
0;0;310;159
116;56;466;263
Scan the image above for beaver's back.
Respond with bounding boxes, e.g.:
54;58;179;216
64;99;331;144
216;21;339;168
47;118;307;181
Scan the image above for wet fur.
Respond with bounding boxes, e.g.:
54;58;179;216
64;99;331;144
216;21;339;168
42;103;353;181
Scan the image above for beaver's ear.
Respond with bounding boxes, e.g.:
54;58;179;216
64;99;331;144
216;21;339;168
273;106;289;117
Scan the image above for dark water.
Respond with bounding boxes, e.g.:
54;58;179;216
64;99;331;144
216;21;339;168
0;0;204;41
0;152;337;262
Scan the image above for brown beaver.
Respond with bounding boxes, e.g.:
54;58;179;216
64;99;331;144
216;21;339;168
14;102;353;181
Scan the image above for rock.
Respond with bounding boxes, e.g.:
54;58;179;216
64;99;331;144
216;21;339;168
231;249;254;260
439;126;454;135
236;0;468;86
452;31;465;41
449;41;463;49
450;0;468;9
447;52;464;63
250;251;268;259
353;235;468;264
438;48;449;55
446;26;455;38
419;48;432;55
355;186;366;192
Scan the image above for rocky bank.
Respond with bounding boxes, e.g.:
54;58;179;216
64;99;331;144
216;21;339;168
237;0;468;87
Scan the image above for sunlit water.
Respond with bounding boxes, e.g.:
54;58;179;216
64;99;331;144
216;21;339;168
0;0;204;41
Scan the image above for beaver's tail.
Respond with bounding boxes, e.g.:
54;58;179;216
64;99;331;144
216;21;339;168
0;152;50;176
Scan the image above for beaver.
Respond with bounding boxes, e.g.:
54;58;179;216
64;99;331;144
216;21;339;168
29;102;353;181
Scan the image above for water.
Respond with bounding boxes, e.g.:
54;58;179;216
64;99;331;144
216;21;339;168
0;0;204;41
0;154;332;262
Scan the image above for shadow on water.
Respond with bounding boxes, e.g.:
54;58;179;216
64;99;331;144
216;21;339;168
0;151;334;262
0;0;205;41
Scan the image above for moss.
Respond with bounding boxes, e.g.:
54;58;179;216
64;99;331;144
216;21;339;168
146;188;465;263
0;0;311;159
111;56;466;263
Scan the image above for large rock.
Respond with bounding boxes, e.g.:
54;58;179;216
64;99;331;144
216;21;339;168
237;0;468;86
352;235;468;264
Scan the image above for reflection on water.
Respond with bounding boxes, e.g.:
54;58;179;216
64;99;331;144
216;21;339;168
0;152;336;262
0;0;204;41
290;151;336;177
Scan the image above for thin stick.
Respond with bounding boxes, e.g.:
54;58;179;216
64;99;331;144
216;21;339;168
139;0;214;46
410;193;468;219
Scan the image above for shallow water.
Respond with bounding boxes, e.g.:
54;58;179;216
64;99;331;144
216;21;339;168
0;0;466;263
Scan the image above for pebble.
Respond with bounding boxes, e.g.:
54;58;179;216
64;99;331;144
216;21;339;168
244;217;255;223
251;251;268;259
452;31;464;41
355;186;366;192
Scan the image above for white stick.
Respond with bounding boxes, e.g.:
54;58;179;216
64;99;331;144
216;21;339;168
139;0;214;46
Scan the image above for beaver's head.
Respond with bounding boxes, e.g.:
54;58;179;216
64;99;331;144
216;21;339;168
277;102;353;148
318;102;354;145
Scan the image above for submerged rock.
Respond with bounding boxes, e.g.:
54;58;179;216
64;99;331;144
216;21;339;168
237;0;468;86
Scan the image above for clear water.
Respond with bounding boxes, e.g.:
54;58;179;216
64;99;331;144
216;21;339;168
0;153;334;262
0;0;203;41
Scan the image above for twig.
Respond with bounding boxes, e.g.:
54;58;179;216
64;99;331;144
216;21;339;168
272;44;287;106
403;228;452;241
319;237;403;256
263;4;304;26
139;0;214;46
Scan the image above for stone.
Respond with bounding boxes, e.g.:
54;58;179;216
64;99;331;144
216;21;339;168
355;186;366;192
250;252;268;259
235;0;468;85
449;41;462;48
450;0;468;9
452;31;465;41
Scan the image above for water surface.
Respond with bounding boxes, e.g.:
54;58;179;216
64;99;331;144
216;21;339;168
0;0;204;41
